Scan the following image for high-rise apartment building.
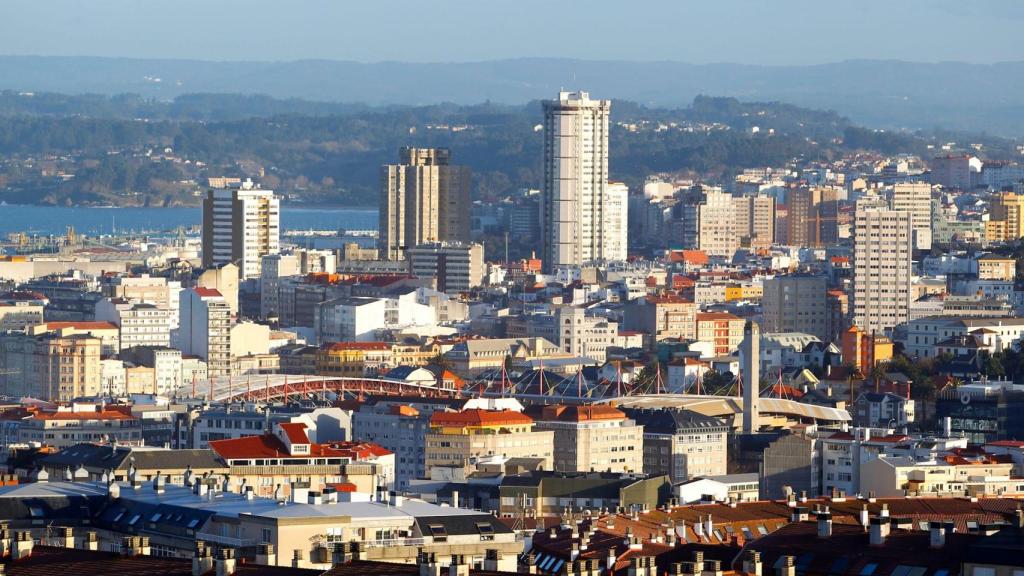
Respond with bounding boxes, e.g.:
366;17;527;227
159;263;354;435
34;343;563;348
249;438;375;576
733;194;776;249
201;179;280;280
787;187;839;248
175;288;232;378
988;191;1024;242
762;275;829;341
697;188;739;258
378;148;470;260
889;182;933;250
407;242;485;292
541;91;624;271
853;203;913;335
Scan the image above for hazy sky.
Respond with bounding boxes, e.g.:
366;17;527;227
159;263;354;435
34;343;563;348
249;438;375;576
2;0;1023;64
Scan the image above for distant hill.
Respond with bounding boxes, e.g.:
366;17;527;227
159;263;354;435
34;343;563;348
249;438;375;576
1;56;1023;136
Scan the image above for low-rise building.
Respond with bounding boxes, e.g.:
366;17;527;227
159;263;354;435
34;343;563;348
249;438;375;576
532;405;644;473
424;409;554;477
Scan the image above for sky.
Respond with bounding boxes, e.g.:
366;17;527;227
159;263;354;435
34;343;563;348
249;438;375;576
1;0;1023;65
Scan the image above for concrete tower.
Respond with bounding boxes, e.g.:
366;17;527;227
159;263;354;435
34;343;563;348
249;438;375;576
741;320;760;434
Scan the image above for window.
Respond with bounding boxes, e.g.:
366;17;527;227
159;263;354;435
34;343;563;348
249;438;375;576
860;564;878;576
128;514;141;526
429;525;447;542
187;518;200;529
477;522;495;541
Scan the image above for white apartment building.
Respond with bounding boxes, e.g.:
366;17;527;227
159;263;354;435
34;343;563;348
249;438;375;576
698;188;739;258
175;288;232;378
853;202;913;335
552;306;618;363
314;293;435;344
541;91;617;271
604;182;629;262
201;179;280;280
260;253;300;320
103;274;182;329
901;315;1024;358
889;182;933;250
95;298;172;350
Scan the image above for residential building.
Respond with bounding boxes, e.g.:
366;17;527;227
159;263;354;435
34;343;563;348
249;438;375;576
541;91;615;271
762;275;828;342
787;187;839;248
209;421;394;497
625;408;729;483
201;179;280;280
0;328;102;401
853;392;915;428
532;405;644;473
623;295;697;342
175;288;232;378
988;191;1024;241
424;409;554;477
861;453;1016;497
0;301;44;332
379;147;470;260
733;194;776;249
853;203;912;334
94;298;172;350
314;294;434;344
889;182;933;250
120;346;183;397
761;430;821;499
697;188;739;258
0;403;142;449
604;181;629;262
676;472;760;503
497;471;670;518
930;153;980;190
695;312;746;355
408;242;485;292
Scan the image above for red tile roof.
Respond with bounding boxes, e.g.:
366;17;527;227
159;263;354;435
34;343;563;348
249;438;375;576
210;433;390;460
540;405;626;422
429;409;533;428
192;287;222;298
278;422;310;444
43;321;117;331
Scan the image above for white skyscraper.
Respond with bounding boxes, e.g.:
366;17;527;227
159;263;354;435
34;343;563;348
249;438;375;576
541;91;623;271
201;179;280;280
889;182;932;250
853;201;913;335
604;182;629;262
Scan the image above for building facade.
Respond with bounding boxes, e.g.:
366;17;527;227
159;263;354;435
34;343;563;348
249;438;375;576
201;179;280;280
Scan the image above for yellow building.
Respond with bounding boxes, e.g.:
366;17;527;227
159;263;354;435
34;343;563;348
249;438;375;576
978;254;1016;281
424;409;554;475
989;191;1024;241
315;342;393;377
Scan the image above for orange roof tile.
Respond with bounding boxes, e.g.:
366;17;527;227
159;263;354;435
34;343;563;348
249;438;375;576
429;409;533;428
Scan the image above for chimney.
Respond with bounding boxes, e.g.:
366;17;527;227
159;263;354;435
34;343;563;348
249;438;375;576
273;484;282;501
628;557;654;576
123;536;150;556
449;555;470;576
192;542;214;576
785;490;796;508
389;491;404;507
451;490;459;508
776;556;795;576
59;527;74;549
216;548;237;576
420;551;442;576
571;542;580;561
256;543;276;566
323;486;338;504
0;524;11;558
153;472;165;495
742;551;762;576
869;517;889;546
522;552;537;575
790;506;809;523
880;503;889;518
82;531;98;552
1016;508;1024;529
12;531;33;561
605;550;616;574
859;505;869;527
290;481;309;504
196;480;209;497
704;515;713;539
817;510;832;538
702;560;723;576
244;486;255;500
929;521;946;549
308;491;323;505
484;550;502;572
741;321;761;434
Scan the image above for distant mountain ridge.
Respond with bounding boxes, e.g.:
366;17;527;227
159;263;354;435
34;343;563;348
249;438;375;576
2;55;1024;135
